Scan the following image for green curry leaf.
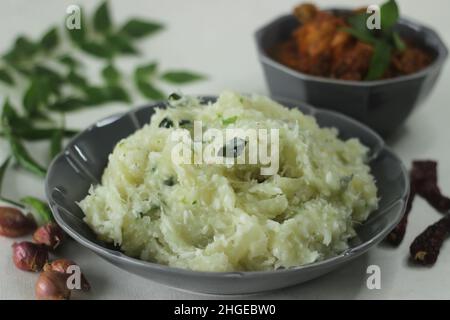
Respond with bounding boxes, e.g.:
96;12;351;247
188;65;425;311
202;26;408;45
93;1;112;33
40;27;59;51
160;70;206;84
0;157;11;195
344;0;402;80
380;0;400;31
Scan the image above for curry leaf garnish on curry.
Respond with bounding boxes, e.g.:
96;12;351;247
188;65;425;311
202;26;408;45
271;1;432;81
0;1;206;207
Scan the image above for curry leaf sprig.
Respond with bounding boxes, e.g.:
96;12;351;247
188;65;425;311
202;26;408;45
342;0;406;80
0;1;206;208
133;62;205;100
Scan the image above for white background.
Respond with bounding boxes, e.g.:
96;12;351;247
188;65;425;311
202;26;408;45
0;0;449;299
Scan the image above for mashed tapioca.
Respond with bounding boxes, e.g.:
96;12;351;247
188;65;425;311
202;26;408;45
79;91;378;272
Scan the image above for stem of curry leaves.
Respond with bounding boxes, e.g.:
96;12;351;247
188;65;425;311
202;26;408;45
0;157;24;207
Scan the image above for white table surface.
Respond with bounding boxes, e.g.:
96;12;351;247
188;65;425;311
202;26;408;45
1;0;450;300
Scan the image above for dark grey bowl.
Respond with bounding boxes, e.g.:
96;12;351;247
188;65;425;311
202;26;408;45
255;11;448;137
45;97;409;294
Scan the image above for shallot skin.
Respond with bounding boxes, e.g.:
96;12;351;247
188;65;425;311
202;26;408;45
0;207;36;238
12;242;48;272
35;271;71;300
33;222;65;250
44;259;91;291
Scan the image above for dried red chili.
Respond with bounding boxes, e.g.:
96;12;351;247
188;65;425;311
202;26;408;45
386;183;416;246
411;160;450;213
410;214;450;265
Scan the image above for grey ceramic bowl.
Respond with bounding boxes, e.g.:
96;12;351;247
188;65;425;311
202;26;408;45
255;10;448;137
45;97;409;295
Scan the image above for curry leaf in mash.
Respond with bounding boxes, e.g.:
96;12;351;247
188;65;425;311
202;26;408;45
57;54;81;70
159;117;174;128
6;135;47;177
23;79;46;116
81;86;108;105
0;104;33;137
392;31;406;51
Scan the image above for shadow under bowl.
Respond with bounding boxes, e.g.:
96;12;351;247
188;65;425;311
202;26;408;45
45;97;409;294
